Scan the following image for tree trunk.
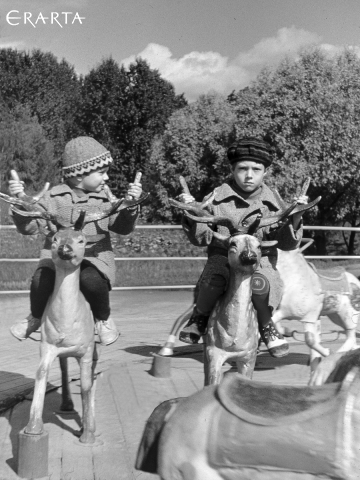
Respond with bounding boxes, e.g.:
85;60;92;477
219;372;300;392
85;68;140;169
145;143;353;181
314;232;327;256
348;231;356;255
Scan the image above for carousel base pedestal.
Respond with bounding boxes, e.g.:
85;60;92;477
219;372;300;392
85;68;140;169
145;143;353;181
150;353;171;378
17;429;49;479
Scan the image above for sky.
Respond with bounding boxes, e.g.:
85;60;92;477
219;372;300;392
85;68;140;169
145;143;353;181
1;0;360;101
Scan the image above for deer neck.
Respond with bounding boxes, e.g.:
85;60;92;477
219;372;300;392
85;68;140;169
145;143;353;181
49;264;83;319
217;268;255;337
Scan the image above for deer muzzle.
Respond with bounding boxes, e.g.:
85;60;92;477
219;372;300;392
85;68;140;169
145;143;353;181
239;250;258;265
57;244;74;260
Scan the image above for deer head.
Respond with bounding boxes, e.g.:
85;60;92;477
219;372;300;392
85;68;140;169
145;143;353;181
51;212;88;268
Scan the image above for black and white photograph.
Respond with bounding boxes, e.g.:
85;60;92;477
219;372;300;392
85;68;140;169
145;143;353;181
1;1;360;479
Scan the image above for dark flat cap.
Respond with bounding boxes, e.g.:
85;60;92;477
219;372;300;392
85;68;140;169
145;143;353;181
227;138;272;167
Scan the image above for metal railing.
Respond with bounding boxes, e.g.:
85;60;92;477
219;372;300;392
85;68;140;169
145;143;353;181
0;224;359;294
1;224;360;261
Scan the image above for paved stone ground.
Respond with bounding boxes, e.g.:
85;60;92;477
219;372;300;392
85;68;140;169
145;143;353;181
0;290;353;479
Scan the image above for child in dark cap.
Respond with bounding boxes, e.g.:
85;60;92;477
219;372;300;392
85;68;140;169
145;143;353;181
8;136;142;346
179;137;307;357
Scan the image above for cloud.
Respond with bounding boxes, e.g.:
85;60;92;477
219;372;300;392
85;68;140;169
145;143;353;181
234;26;321;68
121;27;354;102
0;40;25;50
122;44;249;102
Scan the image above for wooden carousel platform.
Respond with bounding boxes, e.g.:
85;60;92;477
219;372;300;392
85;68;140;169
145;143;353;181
0;290;351;479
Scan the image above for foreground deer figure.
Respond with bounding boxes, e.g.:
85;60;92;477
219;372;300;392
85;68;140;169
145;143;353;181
136;365;360;480
0;182;147;444
26;211;99;442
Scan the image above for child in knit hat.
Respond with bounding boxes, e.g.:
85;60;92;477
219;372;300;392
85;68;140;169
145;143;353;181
178;137;308;358
9;136;142;346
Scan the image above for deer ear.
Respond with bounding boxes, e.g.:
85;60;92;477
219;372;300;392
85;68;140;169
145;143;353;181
85;234;106;244
212;231;230;249
74;210;86;230
260;240;278;247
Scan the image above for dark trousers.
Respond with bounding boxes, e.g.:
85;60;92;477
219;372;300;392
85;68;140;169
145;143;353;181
30;263;111;321
196;273;272;327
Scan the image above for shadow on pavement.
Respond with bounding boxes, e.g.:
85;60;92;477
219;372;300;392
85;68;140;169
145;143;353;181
255;352;309;370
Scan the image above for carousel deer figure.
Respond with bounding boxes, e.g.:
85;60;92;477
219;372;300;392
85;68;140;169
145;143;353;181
161;178;360;378
168;190;320;385
0;175;148;444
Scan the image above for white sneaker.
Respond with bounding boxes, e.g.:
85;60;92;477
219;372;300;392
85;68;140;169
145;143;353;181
96;317;119;346
10;314;41;341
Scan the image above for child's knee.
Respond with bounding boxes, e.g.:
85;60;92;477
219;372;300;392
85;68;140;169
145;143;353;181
208;273;227;289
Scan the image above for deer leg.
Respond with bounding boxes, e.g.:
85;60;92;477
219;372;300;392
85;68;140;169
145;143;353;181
59;357;74;412
337;328;357;353
236;352;257;379
205;345;226;386
304;320;330;376
25;348;57;435
328;299;358;352
77;347;96;444
89;343;100;433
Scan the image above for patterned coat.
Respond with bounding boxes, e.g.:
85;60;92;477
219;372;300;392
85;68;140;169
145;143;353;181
11;183;139;286
183;181;303;310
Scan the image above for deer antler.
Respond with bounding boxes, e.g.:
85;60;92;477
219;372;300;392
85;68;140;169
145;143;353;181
182;211;244;235
168;198;216;218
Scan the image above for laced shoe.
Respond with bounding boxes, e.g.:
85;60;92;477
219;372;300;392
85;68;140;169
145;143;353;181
259;320;289;358
179;313;209;344
96;317;119;346
10;314;41;341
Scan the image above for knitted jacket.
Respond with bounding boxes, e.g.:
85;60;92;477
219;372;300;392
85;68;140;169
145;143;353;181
183;181;303;310
10;183;139;286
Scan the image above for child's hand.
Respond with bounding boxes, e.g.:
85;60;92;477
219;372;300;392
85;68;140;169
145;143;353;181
126;183;142;200
291;194;308;230
293;194;308;205
178;193;195;204
9;179;25;198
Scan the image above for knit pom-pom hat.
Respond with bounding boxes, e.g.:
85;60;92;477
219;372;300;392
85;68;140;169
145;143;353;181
62;136;113;179
227;137;272;167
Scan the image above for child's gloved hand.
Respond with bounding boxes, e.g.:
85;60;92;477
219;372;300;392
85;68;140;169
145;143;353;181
293;194;308;205
126;182;142;200
9;179;25;198
178;193;195;204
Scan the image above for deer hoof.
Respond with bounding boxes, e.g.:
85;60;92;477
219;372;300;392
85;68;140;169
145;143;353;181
24;422;44;435
79;431;96;444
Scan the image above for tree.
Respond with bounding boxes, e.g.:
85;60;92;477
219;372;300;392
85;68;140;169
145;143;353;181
229;49;360;254
79;57;186;197
0;105;57;189
146;92;236;222
0;103;57;223
0;48;82;160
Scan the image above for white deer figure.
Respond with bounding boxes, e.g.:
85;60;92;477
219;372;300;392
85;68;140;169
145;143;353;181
0;182;148;443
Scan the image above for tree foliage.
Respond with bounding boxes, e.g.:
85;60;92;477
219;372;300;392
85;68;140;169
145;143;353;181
0;105;57;189
229;48;360;253
0;49;82;159
146;92;236;222
79;57;187;196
